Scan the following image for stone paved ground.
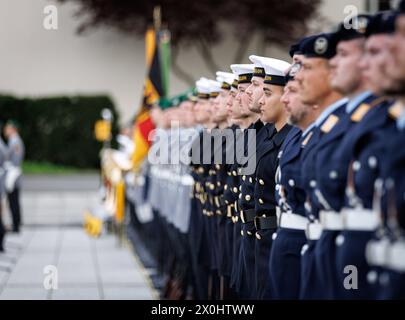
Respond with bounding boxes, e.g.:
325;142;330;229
0;175;157;300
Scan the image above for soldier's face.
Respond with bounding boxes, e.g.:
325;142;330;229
295;57;333;106
226;90;236;117
231;89;244;119
245;76;264;113
209;97;217;121
179;101;195;127
194;99;211;123
236;83;252;116
330;38;365;95
258;84;285;123
281;80;309;127
387;15;405;91
359;34;393;95
213;90;229;122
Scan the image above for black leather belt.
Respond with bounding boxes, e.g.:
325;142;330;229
254;215;278;230
240;208;256;224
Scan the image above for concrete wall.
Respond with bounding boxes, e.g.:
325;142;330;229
0;0;366;124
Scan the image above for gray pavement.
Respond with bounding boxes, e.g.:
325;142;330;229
0;174;157;300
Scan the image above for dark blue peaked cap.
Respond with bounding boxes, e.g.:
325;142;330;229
289;35;317;58
365;11;399;37
299;33;337;59
289;42;301;58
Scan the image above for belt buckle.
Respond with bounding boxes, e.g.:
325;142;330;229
276;208;282;224
305;221;311;239
214;196;220;207
240;210;246;224
227;204;233;218
254;216;260;230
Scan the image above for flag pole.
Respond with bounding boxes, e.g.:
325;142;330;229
153;5;161;32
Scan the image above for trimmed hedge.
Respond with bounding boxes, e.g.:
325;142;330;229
0;94;120;169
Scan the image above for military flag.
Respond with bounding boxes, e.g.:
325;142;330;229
132;11;170;171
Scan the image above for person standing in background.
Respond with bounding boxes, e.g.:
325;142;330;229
4;120;25;234
0;129;8;251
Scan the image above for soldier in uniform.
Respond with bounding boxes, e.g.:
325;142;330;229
220;71;245;298
0;133;7;251
269;39;321;299
202;79;222;299
211;71;236;299
294;32;347;299
224;64;256;298
252;57;292;299
4;120;25;233
188;78;212;299
230;63;268;299
356;7;405;299
325;12;400;299
306;15;380;299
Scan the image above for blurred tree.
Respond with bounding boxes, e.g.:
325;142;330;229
58;0;321;85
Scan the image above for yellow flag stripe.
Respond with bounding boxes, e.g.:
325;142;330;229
145;27;156;68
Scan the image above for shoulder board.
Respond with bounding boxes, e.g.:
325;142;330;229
351;103;371;122
369;96;389;108
320;114;339;133
301;131;313;147
388;101;404;120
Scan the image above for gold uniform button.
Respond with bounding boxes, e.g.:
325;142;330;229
235;216;239;223
259;179;264;185
255;232;262;240
245;194;251;201
217;181;221;187
233;187;238;193
239;185;242;191
239;193;242;199
247;230;253;236
240;230;244;236
224;184;228;190
215;164;220;170
232;171;237;176
242;175;246;181
210;184;215;190
249;177;253;183
259;198;264;204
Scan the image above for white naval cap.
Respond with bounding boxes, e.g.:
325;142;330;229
230;64;255;84
216;71;235;90
207;79;222;98
248;55;269;78
260;58;291;86
196;77;211;99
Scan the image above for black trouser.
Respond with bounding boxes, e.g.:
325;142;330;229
7;187;21;232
